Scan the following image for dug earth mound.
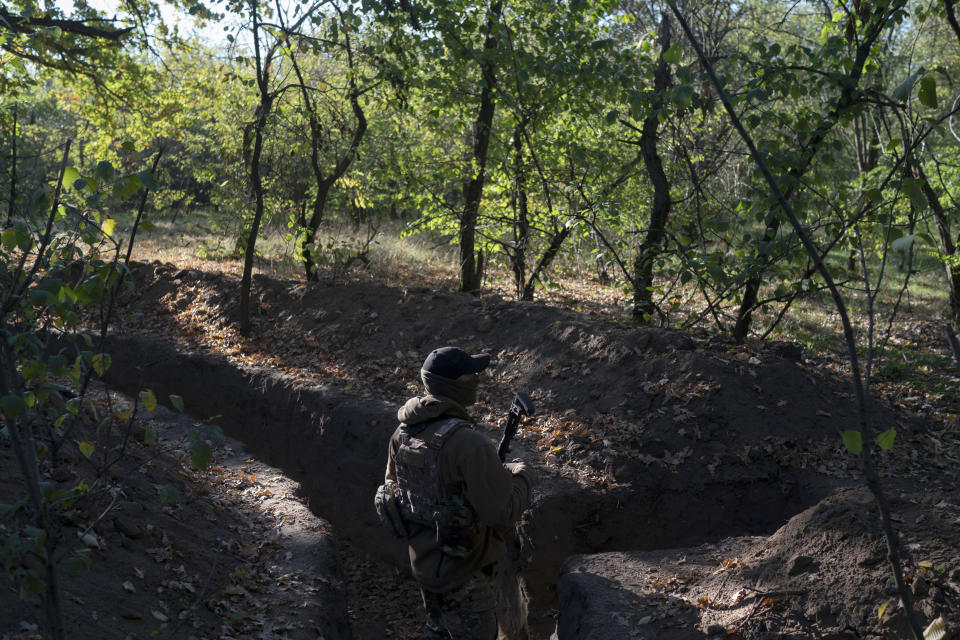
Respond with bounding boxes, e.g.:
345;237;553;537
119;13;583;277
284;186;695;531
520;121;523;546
89;263;959;637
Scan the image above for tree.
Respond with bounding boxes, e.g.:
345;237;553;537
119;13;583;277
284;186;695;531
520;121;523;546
284;2;369;281
668;1;936;637
632;11;673;321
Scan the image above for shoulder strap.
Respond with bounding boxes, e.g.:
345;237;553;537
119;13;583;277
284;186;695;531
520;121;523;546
401;416;469;443
431;418;467;446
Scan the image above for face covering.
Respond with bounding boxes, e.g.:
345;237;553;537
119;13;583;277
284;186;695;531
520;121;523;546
421;369;480;407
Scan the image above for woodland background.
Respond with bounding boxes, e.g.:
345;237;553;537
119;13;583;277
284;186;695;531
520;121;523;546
4;0;960;638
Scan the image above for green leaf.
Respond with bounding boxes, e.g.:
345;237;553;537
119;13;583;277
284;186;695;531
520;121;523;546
144;426;157;446
63;166;80;190
32;187;51;214
662;43;683;64
91;353;111;376
169;395;184;412
671;84;695;109
159;484;181;504
77;441;95;459
902;178;928;212
139;389;157;413
877;428;897;450
113;175;142;200
842;430;863;455
21;360;46;383
20;571;44;598
1;228;16;250
190;438;213;470
918;75;937;109
102;219;116;238
1;395;26;420
65;397;81;416
95;161;115;181
140;220;157;232
138;170;159;190
0;501;21;518
66;549;91;576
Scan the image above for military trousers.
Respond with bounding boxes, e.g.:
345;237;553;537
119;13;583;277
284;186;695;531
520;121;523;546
420;569;497;640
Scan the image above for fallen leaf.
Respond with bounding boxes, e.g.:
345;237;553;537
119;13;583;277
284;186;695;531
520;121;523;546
878;598;893;621
924;617;947;640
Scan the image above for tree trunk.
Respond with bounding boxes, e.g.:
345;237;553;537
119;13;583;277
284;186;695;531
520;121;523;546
6;105;16;228
239;1;272;334
511;118;530;299
240;110;269;334
522;226;570;300
289;25;367;282
670;8;925;636
946;0;960;47
459;0;503;292
303;181;332;281
731;21;879;342
633;12;672;322
918;165;960;326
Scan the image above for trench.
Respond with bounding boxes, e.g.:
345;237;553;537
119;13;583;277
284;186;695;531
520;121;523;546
101;335;837;639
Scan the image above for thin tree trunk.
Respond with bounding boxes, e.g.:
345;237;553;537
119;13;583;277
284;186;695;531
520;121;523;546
6;105;16;227
918;165;960;326
240;0;273;334
731;14;882;342
0;143;72;640
633;12;672;322
671;7;923;638
522;226;570;300
511;118;530;299
945;0;960;46
288;12;367;282
460;0;503;292
240;116;268;333
303;182;332;280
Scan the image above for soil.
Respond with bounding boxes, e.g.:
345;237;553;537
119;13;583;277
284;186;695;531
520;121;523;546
1;393;348;640
3;260;960;639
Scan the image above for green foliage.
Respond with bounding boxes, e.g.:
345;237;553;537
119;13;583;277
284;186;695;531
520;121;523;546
0;141;164;628
843;430;863;455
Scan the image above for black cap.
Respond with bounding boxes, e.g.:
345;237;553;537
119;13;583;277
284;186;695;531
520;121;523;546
422;347;491;379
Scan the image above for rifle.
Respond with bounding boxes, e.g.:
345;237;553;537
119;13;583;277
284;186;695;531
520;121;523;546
497;391;535;462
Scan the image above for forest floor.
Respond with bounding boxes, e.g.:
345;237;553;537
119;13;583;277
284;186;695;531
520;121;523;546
4;224;960;639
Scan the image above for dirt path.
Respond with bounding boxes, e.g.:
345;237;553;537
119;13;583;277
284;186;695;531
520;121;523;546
340;540;424;639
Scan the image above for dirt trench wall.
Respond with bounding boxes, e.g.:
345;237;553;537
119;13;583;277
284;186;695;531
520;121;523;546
97;334;843;639
101;335;402;559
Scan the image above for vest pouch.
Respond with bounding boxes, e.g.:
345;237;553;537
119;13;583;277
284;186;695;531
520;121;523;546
375;482;408;538
433;494;477;558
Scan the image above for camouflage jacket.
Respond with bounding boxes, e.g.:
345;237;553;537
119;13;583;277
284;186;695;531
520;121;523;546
384;394;533;592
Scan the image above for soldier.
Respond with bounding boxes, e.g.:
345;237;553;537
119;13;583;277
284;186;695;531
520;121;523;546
376;347;533;639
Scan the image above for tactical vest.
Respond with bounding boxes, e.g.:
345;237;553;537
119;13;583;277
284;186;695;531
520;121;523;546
394;418;477;556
